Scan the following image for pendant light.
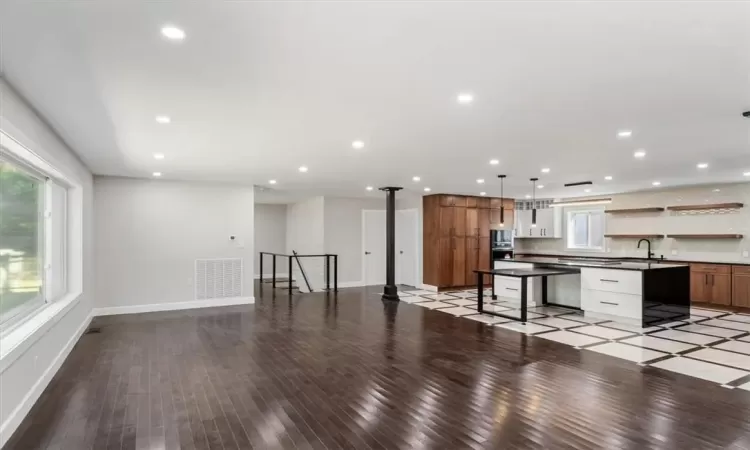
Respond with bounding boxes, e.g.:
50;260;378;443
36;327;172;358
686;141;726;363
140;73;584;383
530;177;538;227
497;175;506;226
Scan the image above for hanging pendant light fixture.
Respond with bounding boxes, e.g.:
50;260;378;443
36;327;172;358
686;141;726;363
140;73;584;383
530;177;539;227
497;175;506;226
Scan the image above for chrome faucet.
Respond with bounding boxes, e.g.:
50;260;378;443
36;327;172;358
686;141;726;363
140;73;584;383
637;239;654;260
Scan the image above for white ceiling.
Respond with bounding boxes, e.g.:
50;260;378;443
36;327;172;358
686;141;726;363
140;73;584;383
2;1;750;202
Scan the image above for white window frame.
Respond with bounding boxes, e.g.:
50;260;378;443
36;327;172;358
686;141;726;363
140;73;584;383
0;132;72;336
565;208;606;252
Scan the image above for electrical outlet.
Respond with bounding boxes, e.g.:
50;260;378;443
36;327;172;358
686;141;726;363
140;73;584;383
743;251;749;258
671;250;678;256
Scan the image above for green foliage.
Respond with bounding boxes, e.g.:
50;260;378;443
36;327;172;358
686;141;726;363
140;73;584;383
0;161;41;255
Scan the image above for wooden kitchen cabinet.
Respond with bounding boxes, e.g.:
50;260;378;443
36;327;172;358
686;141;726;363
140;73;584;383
690;264;732;305
732;265;750;308
423;194;515;288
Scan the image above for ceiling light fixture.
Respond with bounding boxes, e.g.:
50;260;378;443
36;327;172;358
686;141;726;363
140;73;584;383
498;175;506;226
269;180;277;185
525;194;531;199
352;140;365;149
155;115;171;124
537;185;544;189
530;177;538;227
551;198;612;207
457;93;474;104
152;172;162;177
713;189;721;192
604;175;613;181
298;166;308;173
744;172;750;177
634;150;646;158
541;168;550;173
476;178;485;184
489;159;499;165
584;188;592;193
366;186;373;191
652;181;661;186
161;26;186;41
617;130;633;138
412;176;421;182
424;187;431;192
153;153;165;160
697;163;709;169
480;192;486;196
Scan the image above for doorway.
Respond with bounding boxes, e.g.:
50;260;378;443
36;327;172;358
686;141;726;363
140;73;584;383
362;209;419;287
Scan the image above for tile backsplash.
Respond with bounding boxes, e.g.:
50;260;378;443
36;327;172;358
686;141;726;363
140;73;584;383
516;182;750;264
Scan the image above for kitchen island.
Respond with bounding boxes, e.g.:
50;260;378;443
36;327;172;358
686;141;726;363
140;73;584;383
488;257;690;327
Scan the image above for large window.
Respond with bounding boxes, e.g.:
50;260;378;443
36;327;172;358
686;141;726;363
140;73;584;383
566;209;605;251
0;156;67;328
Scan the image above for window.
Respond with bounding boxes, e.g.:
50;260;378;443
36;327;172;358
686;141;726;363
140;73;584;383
566;209;605;251
0;155;68;329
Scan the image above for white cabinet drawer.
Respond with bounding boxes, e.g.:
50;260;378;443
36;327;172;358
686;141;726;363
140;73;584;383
581;268;642;295
581;289;642;319
494;275;522;299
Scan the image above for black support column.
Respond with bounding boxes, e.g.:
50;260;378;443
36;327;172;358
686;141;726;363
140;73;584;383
380;187;403;301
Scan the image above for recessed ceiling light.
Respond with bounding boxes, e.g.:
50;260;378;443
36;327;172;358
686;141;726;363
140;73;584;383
153;153;165;160
584;188;592;193
424;187;431;192
541;168;550;173
155;115;171;124
412;176;421;182
269;179;277;185
652;181;661;186
476;178;485;184
457;93;474;104
634;149;646;158
744;172;750;177
352;140;365;149
161;26;185;41
298;166;308;173
713;189;721;192
697;163;709;169
366;186;373;191
152;172;162;177
604;175;613;181
489;159;499;165
537;185;544;189
525;194;531;199
617;130;633;138
479;192;486;196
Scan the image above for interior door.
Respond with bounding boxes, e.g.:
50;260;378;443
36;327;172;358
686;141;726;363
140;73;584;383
363;210;387;286
396;209;418;287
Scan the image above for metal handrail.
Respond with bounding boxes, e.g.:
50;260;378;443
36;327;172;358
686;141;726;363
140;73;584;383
259;251;338;295
292;251;313;293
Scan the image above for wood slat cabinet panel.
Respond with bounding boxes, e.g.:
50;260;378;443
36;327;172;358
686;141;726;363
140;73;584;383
440;195;455;207
452;196;467;207
690;272;710;303
478;208;490;237
452;237;466;286
732;265;750;275
439;206;455;237
711;274;732;305
453;207;467;236
466;197;478;208
490;198;503;209
477;197;491;208
438;237;453;287
466;208;479;237
478;237;491;285
733;274;750;308
691;263;732;274
465;237;479;286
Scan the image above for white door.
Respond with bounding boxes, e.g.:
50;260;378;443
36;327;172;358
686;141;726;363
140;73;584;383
396;209;418;287
363;210;387;286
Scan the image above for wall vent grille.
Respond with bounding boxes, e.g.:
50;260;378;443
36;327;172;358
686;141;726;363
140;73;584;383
195;258;243;300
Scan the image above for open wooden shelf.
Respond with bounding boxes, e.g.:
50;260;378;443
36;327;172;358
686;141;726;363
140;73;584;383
667;234;743;239
605;207;664;214
604;234;664;239
666;203;743;211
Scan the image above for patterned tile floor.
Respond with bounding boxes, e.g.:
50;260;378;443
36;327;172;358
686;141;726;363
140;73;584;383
397;288;750;389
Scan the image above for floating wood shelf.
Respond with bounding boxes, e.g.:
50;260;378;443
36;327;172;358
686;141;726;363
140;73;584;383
667;234;743;239
604;234;664;239
666;203;744;211
605;207;664;214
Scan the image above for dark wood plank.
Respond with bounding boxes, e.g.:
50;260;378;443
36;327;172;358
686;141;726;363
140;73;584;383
9;283;750;449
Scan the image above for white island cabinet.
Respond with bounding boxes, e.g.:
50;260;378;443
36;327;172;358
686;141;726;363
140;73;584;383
493;260;542;305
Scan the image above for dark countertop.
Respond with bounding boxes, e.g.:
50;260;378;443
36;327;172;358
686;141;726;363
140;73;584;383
476;267;580;277
513;252;750;267
495;256;688;271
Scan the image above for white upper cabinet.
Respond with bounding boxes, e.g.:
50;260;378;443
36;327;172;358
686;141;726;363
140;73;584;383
514;208;562;239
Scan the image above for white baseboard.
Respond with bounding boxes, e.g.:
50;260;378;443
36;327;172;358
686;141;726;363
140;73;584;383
93;296;255;317
0;309;93;448
337;280;365;288
421;284;439;292
254;273;290;280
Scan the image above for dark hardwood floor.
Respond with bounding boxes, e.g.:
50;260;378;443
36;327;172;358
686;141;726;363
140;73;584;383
9;284;750;449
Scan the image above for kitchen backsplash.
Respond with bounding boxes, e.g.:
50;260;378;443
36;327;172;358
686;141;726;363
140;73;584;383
516;182;750;264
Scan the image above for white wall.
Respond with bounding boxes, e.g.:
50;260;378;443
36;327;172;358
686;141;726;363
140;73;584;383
94;177;255;311
517;182;750;263
254;203;287;276
397;194;423;287
0;78;94;446
286;197;325;289
324;197;386;284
